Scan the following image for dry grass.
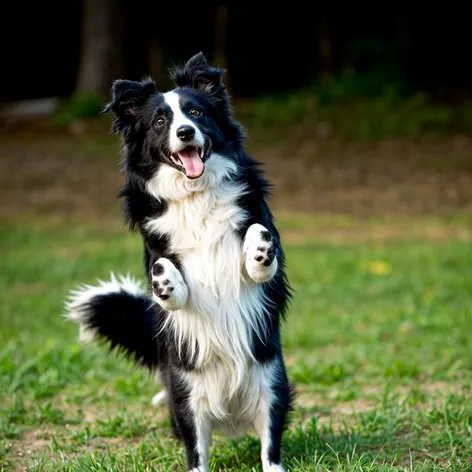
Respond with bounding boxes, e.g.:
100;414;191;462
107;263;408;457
1;118;472;224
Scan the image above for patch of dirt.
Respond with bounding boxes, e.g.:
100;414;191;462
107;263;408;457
392;379;469;402
1;119;472;226
293;379;469;429
295;388;376;428
7;430;50;472
49;389;168;425
257;134;472;219
7;427;146;472
6;391;169;470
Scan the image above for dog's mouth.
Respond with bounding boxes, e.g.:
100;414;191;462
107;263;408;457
169;145;205;179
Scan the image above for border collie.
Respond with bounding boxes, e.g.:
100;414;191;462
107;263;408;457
66;52;292;472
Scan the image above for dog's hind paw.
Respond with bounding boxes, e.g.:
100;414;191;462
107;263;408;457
151;390;167;407
263;464;286;472
244;224;278;283
151;258;188;311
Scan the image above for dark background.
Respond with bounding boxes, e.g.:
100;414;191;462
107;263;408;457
2;4;472;102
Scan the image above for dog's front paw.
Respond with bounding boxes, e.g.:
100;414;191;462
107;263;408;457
244;224;278;283
151;258;188;311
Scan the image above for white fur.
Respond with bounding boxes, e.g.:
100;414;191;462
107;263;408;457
163;91;205;152
151;257;189;311
65;273;145;342
145;153;276;417
193;417;212;472
262;465;286;472
244;223;278;283
189;359;277;435
145;155;272;370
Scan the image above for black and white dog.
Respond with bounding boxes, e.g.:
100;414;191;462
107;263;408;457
66;52;292;472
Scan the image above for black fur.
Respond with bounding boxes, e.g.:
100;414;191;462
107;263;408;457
78;289;161;369
72;52;293;470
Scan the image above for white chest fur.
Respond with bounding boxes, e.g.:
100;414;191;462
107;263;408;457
145;156;269;377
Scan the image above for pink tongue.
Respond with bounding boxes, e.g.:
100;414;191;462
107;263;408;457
177;149;204;179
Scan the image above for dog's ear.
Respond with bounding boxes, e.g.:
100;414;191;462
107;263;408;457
171;52;225;97
103;78;157;132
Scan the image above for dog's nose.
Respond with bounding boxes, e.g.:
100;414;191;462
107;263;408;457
176;125;195;142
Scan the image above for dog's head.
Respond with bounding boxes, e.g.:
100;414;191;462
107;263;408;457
105;52;240;180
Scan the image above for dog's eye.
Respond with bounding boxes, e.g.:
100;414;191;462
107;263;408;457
155;117;165;127
189;108;201;117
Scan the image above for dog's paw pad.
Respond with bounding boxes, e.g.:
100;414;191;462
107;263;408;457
152;280;174;300
152;263;175;301
151;259;188;311
254;245;276;266
151;262;165;277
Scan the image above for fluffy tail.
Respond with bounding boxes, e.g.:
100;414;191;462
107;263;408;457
65;274;159;370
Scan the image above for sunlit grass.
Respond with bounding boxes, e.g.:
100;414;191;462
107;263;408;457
1;217;472;470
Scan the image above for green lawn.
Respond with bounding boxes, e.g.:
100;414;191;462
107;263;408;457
1;216;472;471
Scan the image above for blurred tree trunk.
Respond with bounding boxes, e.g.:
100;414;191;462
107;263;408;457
75;0;124;95
397;15;408;42
318;16;333;84
148;36;166;90
214;0;230;89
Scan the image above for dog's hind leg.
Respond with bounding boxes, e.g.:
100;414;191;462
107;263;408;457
189;417;212;472
253;358;291;472
151;390;167;407
167;374;212;472
171;406;211;472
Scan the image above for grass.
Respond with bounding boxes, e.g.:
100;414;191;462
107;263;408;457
1;214;472;471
